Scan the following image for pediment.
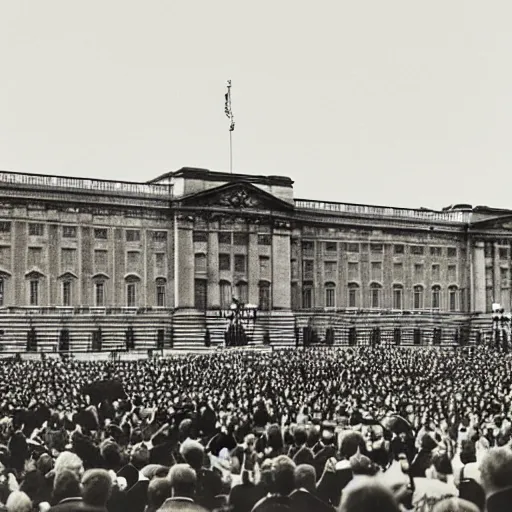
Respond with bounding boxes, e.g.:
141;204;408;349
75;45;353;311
58;271;78;280
178;181;294;212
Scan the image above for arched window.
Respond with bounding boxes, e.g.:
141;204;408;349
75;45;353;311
92;273;109;307
370;282;382;309
194;253;207;273
302;281;313;309
325;282;336;308
392;284;403;310
348;282;360;308
59;272;77;307
235;280;248;304
259;281;271;311
25;271;44;307
156;277;167;307
449;285;458;312
220;280;231;309
432;285;441;309
125;274;141;308
413;285;424;310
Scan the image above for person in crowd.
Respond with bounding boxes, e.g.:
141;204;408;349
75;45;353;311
145;478;172;512
289;464;333;512
158;464;207;512
5;491;31;512
80;469;112;512
339;477;400;512
480;446;512;512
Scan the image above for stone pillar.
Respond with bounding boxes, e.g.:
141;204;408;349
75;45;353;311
473;241;486;313
272;223;291;309
176;217;194;309
248;231;259;305
494;241;501;307
207;228;220;308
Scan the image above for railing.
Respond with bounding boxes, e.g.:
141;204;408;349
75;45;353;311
0;171;171;197
295;199;470;223
0;306;174;315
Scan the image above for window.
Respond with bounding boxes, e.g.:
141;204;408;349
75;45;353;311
94;228;108;239
259;256;270;275
447;264;457;282
29;223;44;236
432;285;441;309
347;243;359;253
220;281;232;309
126;283;136;307
303;260;314;276
62;281;72;306
195;253;207;273
370;243;383;253
126;230;141;242
370;283;382;309
62;226;77;238
348;283;359;308
0;278;4;307
430;247;442;257
235;281;248;303
153;231;167;241
501;267;509;288
449;285;458;312
394;244;404;255
302;241;314;252
29;280;39;306
447;247;457;258
484;244;493;258
234;255;246;273
414;264;424;282
233;233;248;246
325;242;337;253
259;281;271;311
0;222;11;233
348;262;359;281
413;285;424;309
302;283;313;309
95;282;105;307
193;231;208;243
393;284;403;310
258;234;271;245
219;232;232;245
325;282;336;308
324;261;336;275
410;245;424;255
432;264;440;282
371;262;382;282
291;259;299;279
393;262;403;280
156;279;166;307
0;246;11;269
500;247;509;260
219;254;231;271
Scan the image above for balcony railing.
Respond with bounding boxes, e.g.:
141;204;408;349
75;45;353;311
0;171;172;198
295;199;470;223
0;306;174;315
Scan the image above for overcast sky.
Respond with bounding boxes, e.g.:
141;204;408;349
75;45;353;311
1;1;511;210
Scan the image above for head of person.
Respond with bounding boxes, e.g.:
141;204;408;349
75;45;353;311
52;469;81;504
294;464;316;493
431;497;481;512
480;446;512;497
147;477;173;511
81;469;113;508
340;477;400;512
54;451;84;481
271;456;296;497
130;443;150;470
168;464;197;499
179;440;204;471
340;431;366;460
5;491;32;512
293;426;308;447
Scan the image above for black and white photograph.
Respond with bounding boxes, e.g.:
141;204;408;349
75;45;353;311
0;2;512;511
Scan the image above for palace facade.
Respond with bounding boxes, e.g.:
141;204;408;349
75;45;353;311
0;167;507;351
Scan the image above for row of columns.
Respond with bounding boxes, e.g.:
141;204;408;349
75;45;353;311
175;217;291;310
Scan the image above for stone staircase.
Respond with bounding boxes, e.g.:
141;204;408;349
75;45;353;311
171;310;207;350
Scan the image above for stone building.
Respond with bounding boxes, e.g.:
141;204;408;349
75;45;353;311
0;167;507;351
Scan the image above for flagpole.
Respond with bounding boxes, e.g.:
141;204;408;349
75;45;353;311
225;79;235;174
229;129;233;174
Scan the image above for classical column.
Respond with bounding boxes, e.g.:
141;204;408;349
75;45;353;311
494;241;501;307
248;230;259;305
271;222;291;309
207;228;220;308
176;216;195;309
473;241;486;313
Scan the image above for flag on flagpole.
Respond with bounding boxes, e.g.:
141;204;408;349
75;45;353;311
224;80;235;132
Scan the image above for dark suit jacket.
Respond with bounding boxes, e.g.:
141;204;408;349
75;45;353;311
486;487;512;512
251;494;293;512
229;482;266;512
157;497;208;512
49;497;107;512
290;489;335;512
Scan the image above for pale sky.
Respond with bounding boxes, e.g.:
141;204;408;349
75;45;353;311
1;1;511;210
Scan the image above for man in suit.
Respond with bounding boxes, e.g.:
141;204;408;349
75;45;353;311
481;446;512;512
157;464;207;512
290;464;334;512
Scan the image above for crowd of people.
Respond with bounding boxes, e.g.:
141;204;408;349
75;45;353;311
0;346;511;511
